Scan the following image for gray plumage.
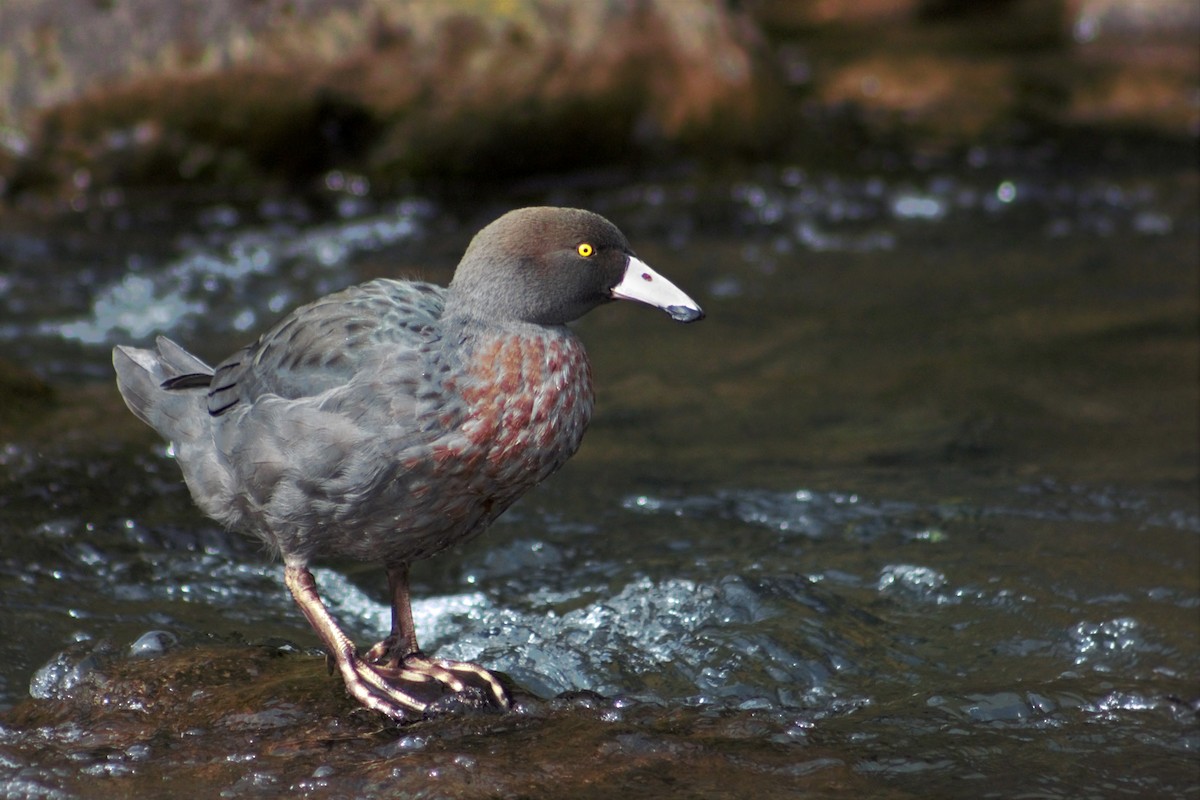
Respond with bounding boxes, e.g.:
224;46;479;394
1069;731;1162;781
111;206;704;719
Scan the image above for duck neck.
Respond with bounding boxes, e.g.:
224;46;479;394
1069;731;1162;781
440;300;571;342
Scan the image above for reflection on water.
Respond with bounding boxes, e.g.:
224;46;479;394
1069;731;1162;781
46;199;434;345
0;149;1196;797
0;153;1186;363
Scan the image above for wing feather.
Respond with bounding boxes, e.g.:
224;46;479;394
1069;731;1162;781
202;279;445;417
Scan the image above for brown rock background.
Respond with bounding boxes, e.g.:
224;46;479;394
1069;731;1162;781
0;0;780;201
0;0;1195;207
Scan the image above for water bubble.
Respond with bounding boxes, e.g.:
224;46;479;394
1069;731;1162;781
890;193;946;221
29;641;116;700
231;309;256;331
877;564;950;602
1069;617;1144;667
129;630;179;658
1133;211;1172;235
708;277;743;298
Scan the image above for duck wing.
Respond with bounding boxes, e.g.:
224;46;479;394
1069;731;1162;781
189;279;446;417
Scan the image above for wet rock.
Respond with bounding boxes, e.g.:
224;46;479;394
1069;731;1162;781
0;0;781;203
2;0;1195;210
755;0;1197;145
2;640;870;798
27;639;122;702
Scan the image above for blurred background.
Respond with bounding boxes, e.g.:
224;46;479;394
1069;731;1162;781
1;0;1197;201
0;1;1197;798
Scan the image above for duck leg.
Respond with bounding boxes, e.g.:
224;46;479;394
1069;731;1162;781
363;563;510;710
284;564;436;719
284;563;509;720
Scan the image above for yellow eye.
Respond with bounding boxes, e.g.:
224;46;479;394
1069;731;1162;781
577;243;594;257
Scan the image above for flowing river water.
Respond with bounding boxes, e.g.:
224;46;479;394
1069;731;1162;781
0;143;1196;797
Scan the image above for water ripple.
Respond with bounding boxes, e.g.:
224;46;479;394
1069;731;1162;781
32;198;434;346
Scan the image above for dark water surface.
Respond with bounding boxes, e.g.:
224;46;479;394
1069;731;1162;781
1;149;1197;797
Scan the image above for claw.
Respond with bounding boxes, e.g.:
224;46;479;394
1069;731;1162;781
285;564;509;721
363;635;399;668
334;651;509;719
402;653;510;710
336;652;432;719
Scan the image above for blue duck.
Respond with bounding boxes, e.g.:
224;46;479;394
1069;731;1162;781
112;206;704;720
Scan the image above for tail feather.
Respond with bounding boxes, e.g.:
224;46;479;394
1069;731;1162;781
113;337;213;441
155;335;213;376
